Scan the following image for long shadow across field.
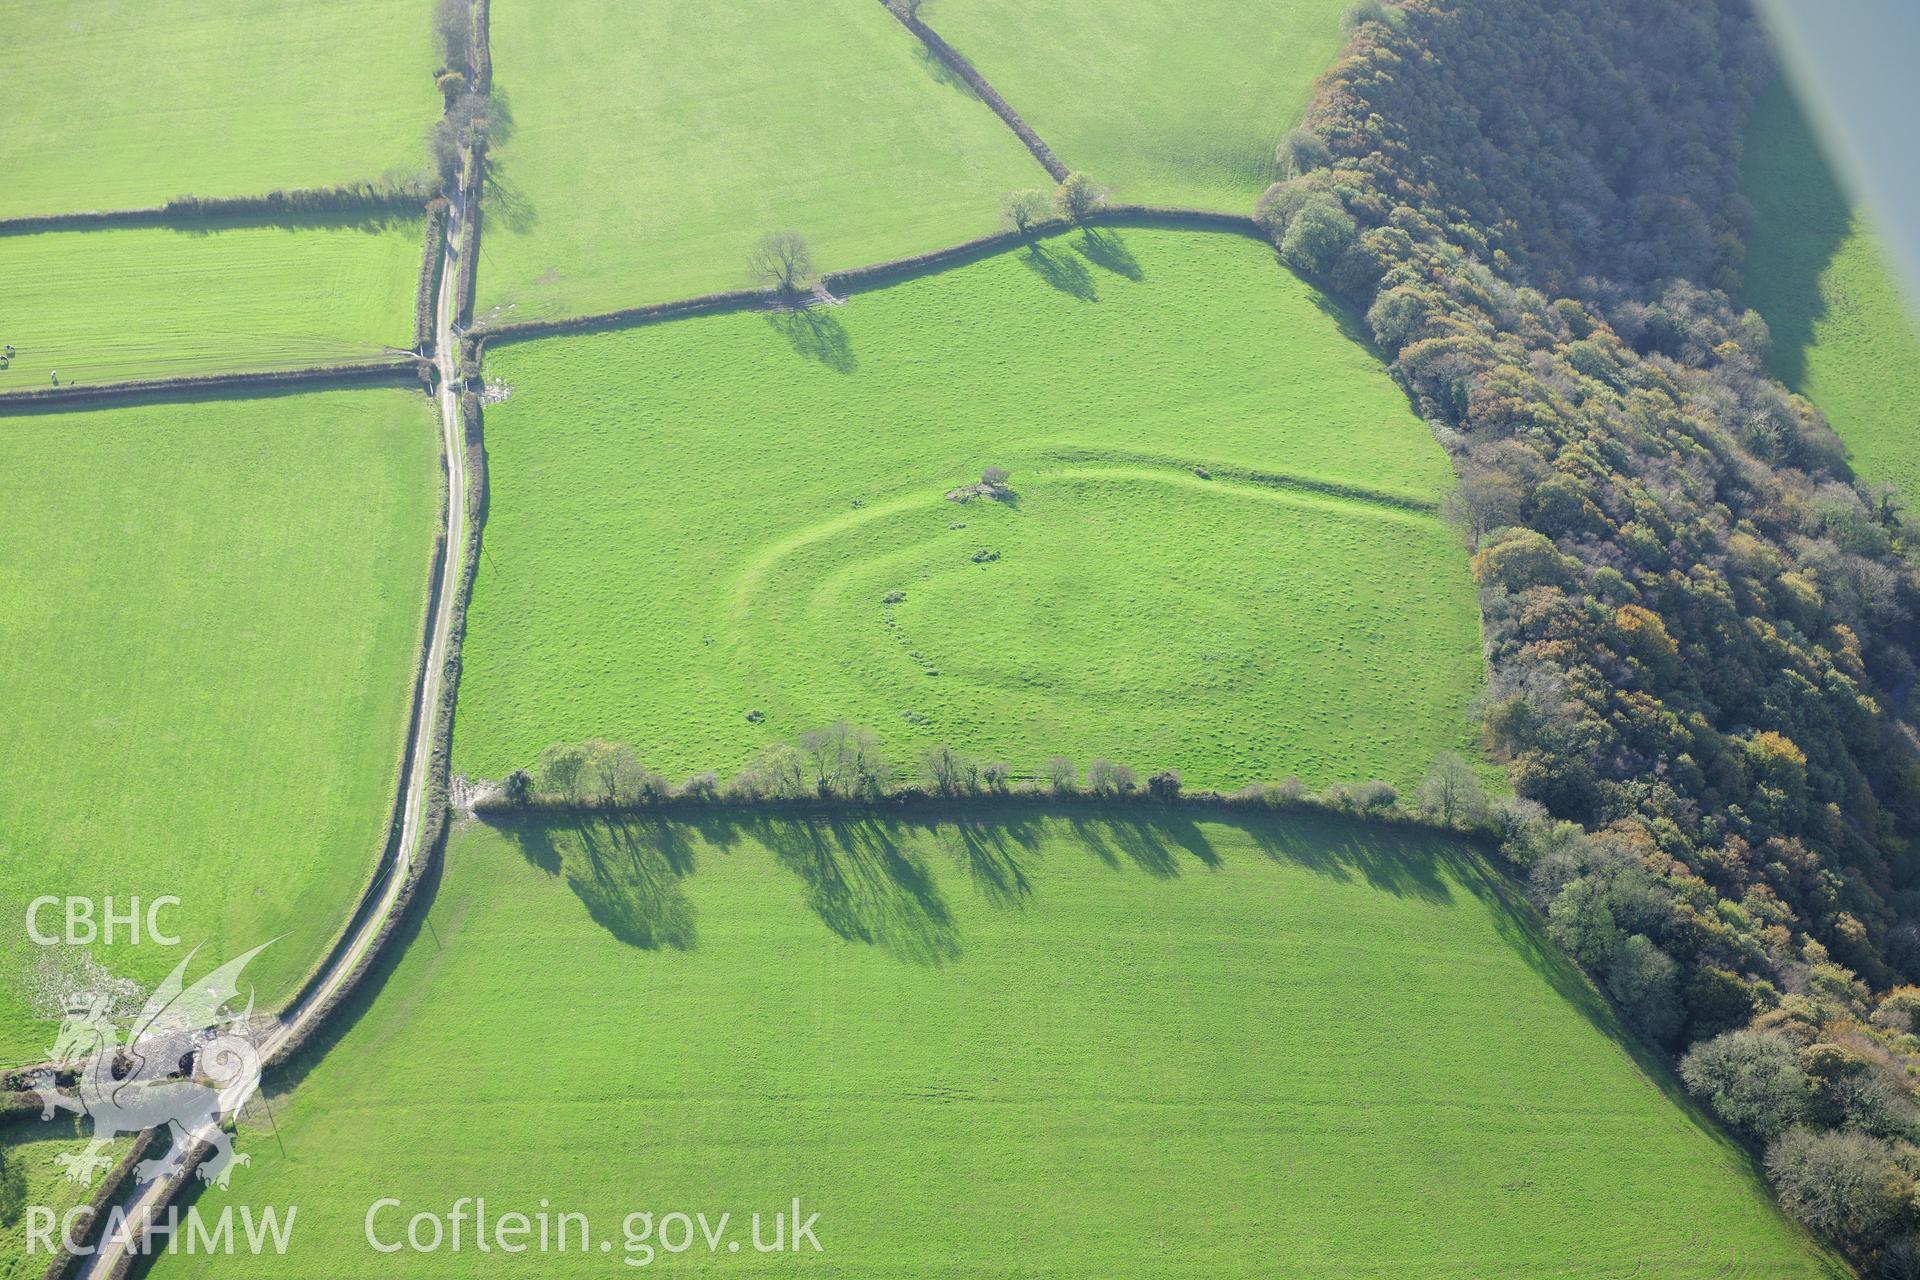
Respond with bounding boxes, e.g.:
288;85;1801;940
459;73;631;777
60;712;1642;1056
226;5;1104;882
1744;86;1851;390
1022;241;1096;300
478;803;1714;1097
486;804;1484;967
768;308;856;372
270;803;1828;1272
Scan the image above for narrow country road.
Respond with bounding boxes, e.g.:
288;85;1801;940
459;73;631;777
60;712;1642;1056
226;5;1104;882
71;191;471;1278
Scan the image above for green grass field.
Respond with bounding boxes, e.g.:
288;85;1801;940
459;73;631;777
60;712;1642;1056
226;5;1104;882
0;388;438;1067
0;0;438;219
146;812;1839;1277
0;1120;125;1279
0;218;422;387
932;0;1350;211
1743;80;1920;501
475;0;1044;322
459;229;1480;791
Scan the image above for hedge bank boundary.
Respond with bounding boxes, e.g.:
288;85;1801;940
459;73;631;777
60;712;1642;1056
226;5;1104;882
453;147;485;330
477;209;1262;349
472;0;494;95
473;788;1488;840
0;358;427;415
38;1129;161;1280
881;4;1067;181
268;411;453;1053
0;183;434;237
266;394;487;1075
413;199;451;352
477;285;773;345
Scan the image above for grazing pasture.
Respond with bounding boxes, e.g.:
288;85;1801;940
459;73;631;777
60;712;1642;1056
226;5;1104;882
458;229;1481;791
932;0;1351;211
0;219;422;388
476;0;1044;321
1743;81;1920;501
147;813;1840;1277
0;1120;124;1278
0;389;437;1068
0;0;438;219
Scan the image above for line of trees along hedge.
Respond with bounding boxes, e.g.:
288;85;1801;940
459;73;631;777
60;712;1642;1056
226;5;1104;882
1272;0;1920;1266
479;208;1256;345
482;728;1497;842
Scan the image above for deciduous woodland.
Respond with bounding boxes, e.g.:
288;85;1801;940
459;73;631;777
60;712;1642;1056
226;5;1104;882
1261;0;1920;1264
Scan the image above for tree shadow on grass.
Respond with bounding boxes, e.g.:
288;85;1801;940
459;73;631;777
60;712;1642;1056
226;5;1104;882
493;812;697;951
947;811;1046;908
487;83;519;149
722;812;959;966
768;308;856;373
1021;242;1097;301
1063;810;1218;878
1074;228;1142;281
909;42;973;96
1286;255;1389;356
482;164;538;235
169;208;420;237
1243;810;1454;905
1742;85;1850;390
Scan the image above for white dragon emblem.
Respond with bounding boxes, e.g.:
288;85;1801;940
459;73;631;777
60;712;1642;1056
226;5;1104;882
29;942;270;1189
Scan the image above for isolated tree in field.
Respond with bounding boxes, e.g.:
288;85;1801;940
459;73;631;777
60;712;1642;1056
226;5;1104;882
981;465;1011;488
750;231;816;296
538;744;589;808
1002;188;1050;235
501;769;533;808
1054;172;1108;223
1418;752;1487;826
1046;756;1077;794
